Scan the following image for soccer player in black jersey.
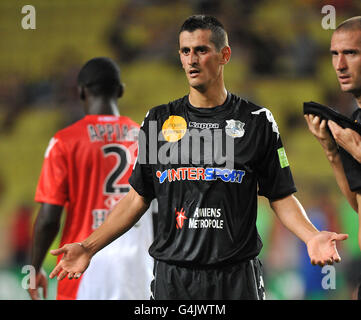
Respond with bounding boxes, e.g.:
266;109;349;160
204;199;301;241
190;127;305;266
305;17;361;214
325;17;361;165
305;16;361;299
49;15;348;300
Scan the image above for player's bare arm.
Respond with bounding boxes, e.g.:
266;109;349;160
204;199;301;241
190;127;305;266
304;114;358;211
328;119;361;163
28;203;63;299
49;187;150;280
270;194;348;266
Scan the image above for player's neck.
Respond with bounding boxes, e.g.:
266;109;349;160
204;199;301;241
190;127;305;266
356;95;361;109
86;97;120;116
188;83;228;108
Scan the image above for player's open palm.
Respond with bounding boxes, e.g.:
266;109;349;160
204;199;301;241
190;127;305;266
306;231;348;267
49;243;91;281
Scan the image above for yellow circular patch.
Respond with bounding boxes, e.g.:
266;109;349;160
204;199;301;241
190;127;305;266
162;116;187;142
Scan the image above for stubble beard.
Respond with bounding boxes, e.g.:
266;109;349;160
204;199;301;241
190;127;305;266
341;83;361;99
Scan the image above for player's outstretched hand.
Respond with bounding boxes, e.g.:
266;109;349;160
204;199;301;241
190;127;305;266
304;114;337;154
49;243;91;281
306;231;348;267
28;268;48;300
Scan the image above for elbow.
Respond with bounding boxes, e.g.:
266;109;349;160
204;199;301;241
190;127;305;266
351;204;358;214
33;206;62;236
348;197;358;213
34;215;61;236
355;193;361;215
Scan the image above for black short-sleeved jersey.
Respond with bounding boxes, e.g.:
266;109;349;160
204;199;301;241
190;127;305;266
129;92;296;267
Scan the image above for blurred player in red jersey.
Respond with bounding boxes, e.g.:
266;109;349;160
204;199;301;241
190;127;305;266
28;57;154;300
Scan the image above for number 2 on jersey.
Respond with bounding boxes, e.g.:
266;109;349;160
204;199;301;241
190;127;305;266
102;144;131;195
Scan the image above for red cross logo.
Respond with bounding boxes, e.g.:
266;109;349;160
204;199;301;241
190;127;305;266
175;208;187;229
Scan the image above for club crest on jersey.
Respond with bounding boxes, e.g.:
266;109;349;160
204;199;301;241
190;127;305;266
225;119;245;138
175;208;187;229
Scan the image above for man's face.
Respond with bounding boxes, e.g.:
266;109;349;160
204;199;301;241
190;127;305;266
179;29;226;92
331;29;361;96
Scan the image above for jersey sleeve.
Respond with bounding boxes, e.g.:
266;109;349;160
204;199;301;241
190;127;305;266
128;111;156;201
255;110;297;200
34;136;69;205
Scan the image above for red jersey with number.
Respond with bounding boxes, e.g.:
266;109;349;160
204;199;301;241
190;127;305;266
35;114;151;300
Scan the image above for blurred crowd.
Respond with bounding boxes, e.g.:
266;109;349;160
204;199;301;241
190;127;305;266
1;0;361;299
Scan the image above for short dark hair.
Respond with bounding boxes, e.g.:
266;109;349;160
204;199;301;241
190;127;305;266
179;15;228;51
77;57;122;97
336;16;361;33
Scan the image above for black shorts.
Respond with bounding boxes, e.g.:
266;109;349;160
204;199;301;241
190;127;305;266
150;258;265;300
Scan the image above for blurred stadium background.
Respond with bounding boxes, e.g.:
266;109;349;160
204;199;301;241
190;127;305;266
0;0;361;300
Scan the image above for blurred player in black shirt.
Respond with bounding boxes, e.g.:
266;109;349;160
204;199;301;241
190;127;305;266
326;17;361;167
49;15;348;300
304;16;361;299
305;17;361;212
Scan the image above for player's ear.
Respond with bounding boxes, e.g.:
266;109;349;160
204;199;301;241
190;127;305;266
220;46;231;65
118;83;124;98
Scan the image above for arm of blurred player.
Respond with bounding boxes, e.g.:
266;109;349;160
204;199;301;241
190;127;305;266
328;120;361;163
28;203;63;300
270;194;348;266
49;187;150;281
304;114;358;211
